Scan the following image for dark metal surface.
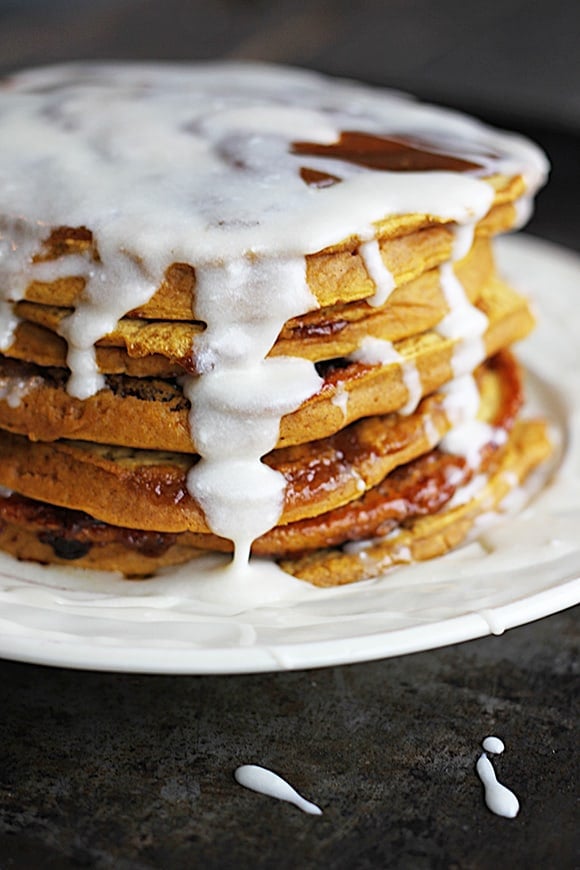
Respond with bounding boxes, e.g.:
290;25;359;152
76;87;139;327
0;609;578;869
0;3;578;867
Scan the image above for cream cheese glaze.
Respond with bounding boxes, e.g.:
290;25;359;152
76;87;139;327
477;736;520;818
358;238;396;307
350;336;422;415
0;62;549;566
234;765;322;815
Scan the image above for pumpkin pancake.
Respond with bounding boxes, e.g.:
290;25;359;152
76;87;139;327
0;279;534;452
12;184;519;318
8;236;493;370
0;351;522;535
0;418;551;580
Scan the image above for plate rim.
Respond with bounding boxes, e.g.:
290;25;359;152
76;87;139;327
0;578;578;674
1;234;579;674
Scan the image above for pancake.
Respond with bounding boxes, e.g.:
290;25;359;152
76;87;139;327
279;419;552;585
6;236;493;370
0;62;551;589
0;278;534;451
0;419;551;579
15;182;518;317
0;352;523;535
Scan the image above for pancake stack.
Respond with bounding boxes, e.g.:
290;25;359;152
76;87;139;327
0;63;552;586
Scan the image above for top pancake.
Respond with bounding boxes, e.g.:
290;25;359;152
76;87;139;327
17;182;519;318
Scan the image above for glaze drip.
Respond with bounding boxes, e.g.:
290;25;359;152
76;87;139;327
477;735;520;819
234;765;322;815
0;62;549;565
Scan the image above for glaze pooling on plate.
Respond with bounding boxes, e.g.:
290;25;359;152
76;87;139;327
0;62;548;569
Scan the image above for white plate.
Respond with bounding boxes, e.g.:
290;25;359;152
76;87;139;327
0;235;579;674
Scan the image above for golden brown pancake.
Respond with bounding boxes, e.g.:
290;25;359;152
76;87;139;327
8;236;493;371
17;184;520;317
0;352;522;535
0;274;535;459
0;419;551;580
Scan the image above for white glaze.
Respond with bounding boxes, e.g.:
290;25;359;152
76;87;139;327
477;736;520;819
0;301;19;352
453;223;476;262
438;373;502;468
439;373;481;427
350;336;422;414
482;735;505;754
398;360;423;415
442;421;501;468
331;383;349;418
181;254;322;567
437;262;488;376
422;415;441;448
0;372;41;408
358;238;395;307
446;473;488;508
0;63;548;566
183;356;322;566
234;765;322;815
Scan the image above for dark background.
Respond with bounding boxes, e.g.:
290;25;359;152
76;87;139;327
0;0;579;251
0;2;578;868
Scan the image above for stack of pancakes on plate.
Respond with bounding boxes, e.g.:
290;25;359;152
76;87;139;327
0;63;552;586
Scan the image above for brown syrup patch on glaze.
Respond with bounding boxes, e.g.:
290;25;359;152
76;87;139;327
299;167;341;188
293;131;485;174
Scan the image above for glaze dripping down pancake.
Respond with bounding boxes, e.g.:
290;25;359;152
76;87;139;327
0;61;551;585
